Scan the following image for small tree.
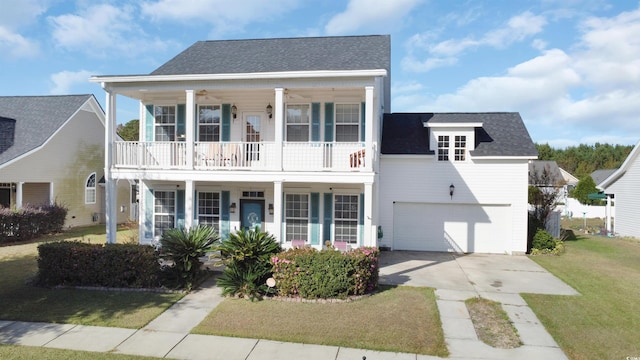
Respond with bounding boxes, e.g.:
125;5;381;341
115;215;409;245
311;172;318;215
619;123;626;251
570;175;599;205
528;163;565;228
116;119;139;141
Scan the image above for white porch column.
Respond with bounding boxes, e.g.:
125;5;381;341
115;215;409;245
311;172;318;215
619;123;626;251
185;90;195;169
49;182;54;205
15;182;23;209
364;182;373;247
104;89;117;244
274;88;284;170
185;180;194;229
273;181;283;243
138;180;149;244
364;86;374;171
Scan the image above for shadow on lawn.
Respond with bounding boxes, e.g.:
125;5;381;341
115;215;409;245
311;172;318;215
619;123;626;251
0;254;178;328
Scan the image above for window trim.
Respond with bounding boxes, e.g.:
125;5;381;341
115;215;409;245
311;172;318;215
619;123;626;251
285;103;311;142
454;135;467;161
153;190;176;239
84;172;96;204
196;191;220;232
333;194;359;244
334;103;360;143
284;193;310;242
197;104;221;142
437;135;450;161
154;105;177;141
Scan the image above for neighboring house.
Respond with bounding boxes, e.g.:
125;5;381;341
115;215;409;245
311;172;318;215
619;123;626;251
91;35;536;254
598;140;640;238
379;113;537;254
559;167;578;191
591;169;617;188
0;95;132;227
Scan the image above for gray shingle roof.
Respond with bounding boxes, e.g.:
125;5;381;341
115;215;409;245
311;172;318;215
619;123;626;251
381;112;538;157
151;35;391;75
0;95;94;166
529;160;563;186
591;169;617;186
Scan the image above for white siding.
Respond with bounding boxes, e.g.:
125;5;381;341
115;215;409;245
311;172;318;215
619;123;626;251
606;153;640;238
379;156;529;254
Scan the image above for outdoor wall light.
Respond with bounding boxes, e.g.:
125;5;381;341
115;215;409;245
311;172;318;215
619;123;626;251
449;184;455;199
268;203;274;215
266;103;273;119
229;202;237;213
231;104;237;119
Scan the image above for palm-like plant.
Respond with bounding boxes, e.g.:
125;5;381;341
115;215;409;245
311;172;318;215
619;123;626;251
215;226;281;299
160;225;218;289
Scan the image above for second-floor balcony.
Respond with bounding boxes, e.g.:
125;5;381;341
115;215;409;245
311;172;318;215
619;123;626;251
114;141;370;172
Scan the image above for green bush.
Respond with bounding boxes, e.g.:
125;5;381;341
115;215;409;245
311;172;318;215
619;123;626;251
0;203;67;244
36;241;160;288
530;228;565;255
271;246;379;299
159;225;218;289
215;226;281;300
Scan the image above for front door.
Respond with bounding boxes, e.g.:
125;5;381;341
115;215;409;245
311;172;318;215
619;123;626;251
0;188;10;208
240;199;264;230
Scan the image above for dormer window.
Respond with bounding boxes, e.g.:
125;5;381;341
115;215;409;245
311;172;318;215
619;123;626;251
437;135;466;161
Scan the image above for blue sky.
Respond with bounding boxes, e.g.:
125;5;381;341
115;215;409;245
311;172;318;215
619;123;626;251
1;0;639;148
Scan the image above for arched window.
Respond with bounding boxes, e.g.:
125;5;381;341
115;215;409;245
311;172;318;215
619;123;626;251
85;173;96;204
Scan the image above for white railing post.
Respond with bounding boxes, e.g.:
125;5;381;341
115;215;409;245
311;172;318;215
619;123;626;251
185;90;195;169
274;88;284;170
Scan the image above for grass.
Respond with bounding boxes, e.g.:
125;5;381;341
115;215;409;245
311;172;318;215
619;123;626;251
0;225;183;328
0;345;160;359
193;285;449;356
466;297;521;349
524;233;640;360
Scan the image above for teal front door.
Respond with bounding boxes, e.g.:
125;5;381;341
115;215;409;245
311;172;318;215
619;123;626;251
240;200;264;230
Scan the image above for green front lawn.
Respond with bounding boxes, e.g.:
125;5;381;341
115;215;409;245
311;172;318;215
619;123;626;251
0;345;159;360
193;285;448;356
524;234;640;360
0;225;183;328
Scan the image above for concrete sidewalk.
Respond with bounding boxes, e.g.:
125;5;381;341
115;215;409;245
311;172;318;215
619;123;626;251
0;252;577;359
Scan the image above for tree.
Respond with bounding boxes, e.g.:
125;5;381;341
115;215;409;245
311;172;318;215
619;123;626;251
116;119;139;141
570;175;599;205
528;163;564;228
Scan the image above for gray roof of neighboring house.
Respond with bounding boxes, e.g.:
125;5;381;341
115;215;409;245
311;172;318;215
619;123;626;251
591;169;617;186
381;112;538;157
0;95;94;166
151;35;391;75
529;160;564;186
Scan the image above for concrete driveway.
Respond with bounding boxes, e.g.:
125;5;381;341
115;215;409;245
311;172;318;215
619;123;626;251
379;251;578;296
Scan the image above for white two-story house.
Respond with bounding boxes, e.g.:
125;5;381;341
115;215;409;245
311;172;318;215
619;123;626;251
91;35;390;248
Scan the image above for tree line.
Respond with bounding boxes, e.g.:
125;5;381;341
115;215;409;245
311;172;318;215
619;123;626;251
535;142;634;179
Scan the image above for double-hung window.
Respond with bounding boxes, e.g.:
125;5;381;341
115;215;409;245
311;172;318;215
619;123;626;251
85;173;96;204
437;135;450;161
197;192;220;231
198;105;220;142
286;104;310;142
154;191;175;238
454;135;466;161
334;194;358;244
285;194;309;242
335;104;359;142
154;105;176;141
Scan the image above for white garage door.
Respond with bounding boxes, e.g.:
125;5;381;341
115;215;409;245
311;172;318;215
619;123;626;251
393;202;511;253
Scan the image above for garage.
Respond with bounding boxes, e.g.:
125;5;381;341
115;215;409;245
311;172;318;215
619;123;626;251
393;202;511;253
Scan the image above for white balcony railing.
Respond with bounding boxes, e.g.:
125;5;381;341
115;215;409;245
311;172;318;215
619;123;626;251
113;141;368;172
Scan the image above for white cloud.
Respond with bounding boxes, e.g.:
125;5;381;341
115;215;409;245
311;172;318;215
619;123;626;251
0;0;48;29
481;12;547;48
50;70;94;95
0;26;39;58
325;0;423;35
49;4;173;58
140;0;300;35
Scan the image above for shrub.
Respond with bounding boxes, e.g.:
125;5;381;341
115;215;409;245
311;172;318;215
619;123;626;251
215;226;281;300
0;202;67;243
530;228;565;255
271;246;379;299
159;225;218;289
36;241;160;288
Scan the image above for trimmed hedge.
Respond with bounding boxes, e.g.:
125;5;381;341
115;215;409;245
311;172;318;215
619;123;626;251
36;241;161;288
0;203;67;244
271;247;379;299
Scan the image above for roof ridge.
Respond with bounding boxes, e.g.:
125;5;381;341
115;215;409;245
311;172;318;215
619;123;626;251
199;34;389;44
